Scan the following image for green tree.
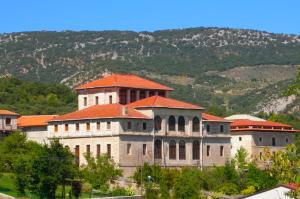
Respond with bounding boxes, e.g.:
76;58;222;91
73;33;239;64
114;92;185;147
28;140;77;199
235;147;249;171
81;154;122;191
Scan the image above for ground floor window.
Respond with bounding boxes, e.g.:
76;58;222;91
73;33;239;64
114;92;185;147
192;140;200;160
154;139;162;159
169;140;176;160
179;140;186;160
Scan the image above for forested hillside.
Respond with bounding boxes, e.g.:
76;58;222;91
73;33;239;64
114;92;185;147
0;27;300;115
0;78;77;115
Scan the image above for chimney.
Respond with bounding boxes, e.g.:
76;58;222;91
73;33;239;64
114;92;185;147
122;106;128;116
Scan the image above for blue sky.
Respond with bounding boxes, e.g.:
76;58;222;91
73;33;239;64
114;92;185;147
1;0;300;34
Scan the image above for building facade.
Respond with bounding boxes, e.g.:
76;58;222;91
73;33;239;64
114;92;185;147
0;110;18;140
47;74;232;176
225;114;298;162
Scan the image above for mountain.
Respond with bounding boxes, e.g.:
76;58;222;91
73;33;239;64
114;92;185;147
0;27;300;115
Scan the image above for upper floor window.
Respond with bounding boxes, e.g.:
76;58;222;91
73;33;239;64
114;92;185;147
139;90;146;99
95;96;99;105
5;118;11;125
220;125;224;133
130;90;137;103
97;122;101;130
154;116;162;131
178;116;185;132
272;137;276;146
76;123;80;131
86;122;90;131
107;121;111;130
54;125;58;132
259;137;262;142
206;125;210;132
84;97;87;106
168;116;176;131
158;91;166;97
109;95;113;104
149;91;155;97
192;117;200;132
286;138;289;143
239;137;242;141
143;122;147;130
119;89;127;105
64;124;69;132
127;121;132;130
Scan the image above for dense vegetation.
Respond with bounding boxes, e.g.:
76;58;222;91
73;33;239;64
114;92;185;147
0;77;77;115
0;132;134;198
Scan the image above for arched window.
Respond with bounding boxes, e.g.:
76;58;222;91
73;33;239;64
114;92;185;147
168;116;176;131
192;117;200;132
192;140;200;160
154;116;162;131
169;140;176;160
178;116;185;132
179;140;186;160
154;139;162;159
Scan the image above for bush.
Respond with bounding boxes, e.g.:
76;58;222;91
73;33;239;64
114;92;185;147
216;182;239;195
241;186;256;195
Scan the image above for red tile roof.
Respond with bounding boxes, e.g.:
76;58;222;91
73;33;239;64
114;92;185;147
129;96;204;110
18;115;58;127
0;109;18;116
49;103;150;122
230;119;299;133
76;73;173;91
202;113;230;122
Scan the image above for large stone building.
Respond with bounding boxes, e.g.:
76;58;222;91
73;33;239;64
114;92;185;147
47;74;232;176
0;110;18;140
225;114;298;161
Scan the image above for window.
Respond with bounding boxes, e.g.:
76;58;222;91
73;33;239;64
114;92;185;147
192;140;200;160
149;91;155;97
168;116;176;131
259;152;263;160
192;117;200;132
154;139;162;159
158;91;166;97
169;140;176;160
178;116;185;132
143;144;147;155
239;137;242;141
109;95;113;104
86;145;90;156
97;144;101;157
130;90;137;102
75;145;80;166
54;125;58;132
207;145;210;156
272;137;276;146
127;144;132;155
107;144;111;157
107;122;111;130
259;137;262;142
139;90;146;99
220;125;224;133
220;146;224;157
119;89;127;105
84;97;87;106
95;96;99;105
86;123;90;131
143;122;147;130
65;124;69;132
286;138;289;143
97;122;101;130
154;116;162;131
127;121;132;130
179;140;186;160
206;125;210;132
5;118;11;125
76;123;80;131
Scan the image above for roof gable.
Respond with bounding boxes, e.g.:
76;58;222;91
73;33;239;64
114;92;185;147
0;109;18;116
18;115;58;127
76;73;173;91
128;96;204;110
